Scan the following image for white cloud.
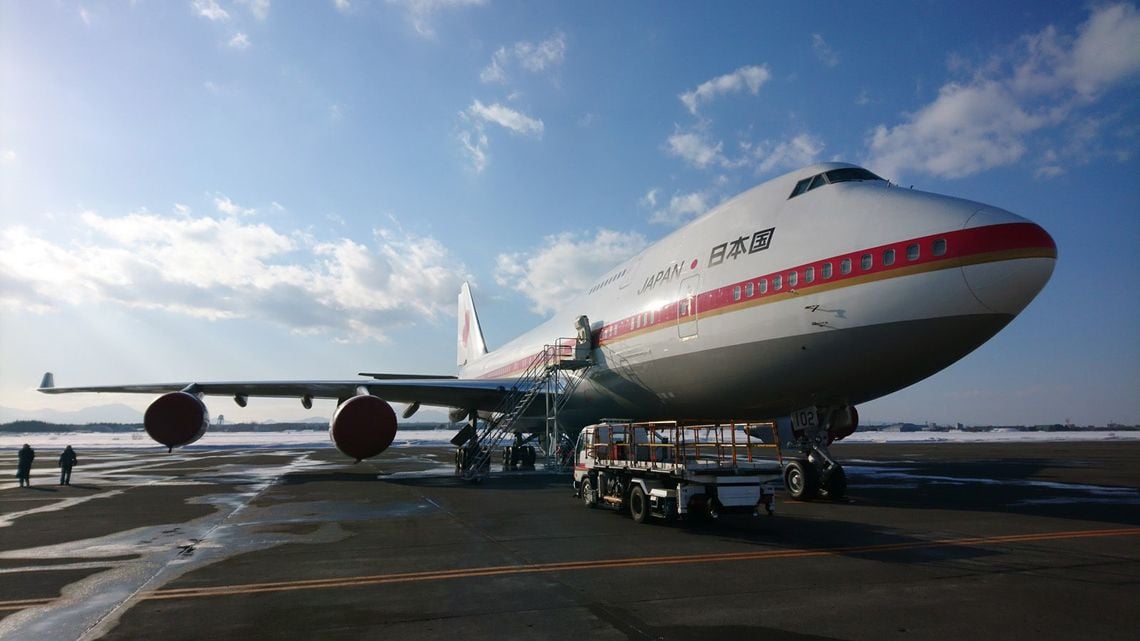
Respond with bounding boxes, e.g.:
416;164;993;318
495;230;648;314
665;130;726;169
457;127;489;173
192;0;230;21
464;100;543;137
1014;3;1140;98
640;188;658;209
481;32;567;83
755;133;826;174
866;81;1046;179
214;194;256;216
174;203;192;216
865;3;1140;180
1;149;15;163
333;0;351;12
679;65;770;116
457;100;543;171
228;32;251;49
386;0;487;38
79;6;92;26
238;0;270;20
812;34;839;67
0;212;469;342
648;190;710;227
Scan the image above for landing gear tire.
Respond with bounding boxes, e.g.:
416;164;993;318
582;478;598;508
630;485;649;524
784;459;820;501
822;465;847;501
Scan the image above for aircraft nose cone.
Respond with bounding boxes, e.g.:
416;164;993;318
960;209;1056;315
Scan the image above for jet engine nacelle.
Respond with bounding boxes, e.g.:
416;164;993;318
329;395;398;462
144;391;209;450
828;405;859;443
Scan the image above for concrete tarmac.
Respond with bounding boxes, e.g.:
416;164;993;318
1;441;1138;641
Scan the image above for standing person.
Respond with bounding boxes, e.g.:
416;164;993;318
59;445;78;486
16;444;35;488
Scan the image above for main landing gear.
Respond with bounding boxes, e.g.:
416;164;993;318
782;405;856;501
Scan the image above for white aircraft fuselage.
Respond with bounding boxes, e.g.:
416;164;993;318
458;162;1055;428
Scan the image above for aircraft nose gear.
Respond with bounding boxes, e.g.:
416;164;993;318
784;406;851;501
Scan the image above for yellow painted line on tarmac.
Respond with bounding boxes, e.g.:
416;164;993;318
2;526;1137;611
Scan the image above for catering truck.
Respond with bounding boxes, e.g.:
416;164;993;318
571;420;783;523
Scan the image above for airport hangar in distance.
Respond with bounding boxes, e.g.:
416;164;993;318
38;161;1057;497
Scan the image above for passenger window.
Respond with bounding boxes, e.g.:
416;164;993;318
907;243;920;261
733;285;741;301
933;238;947;256
840;258;852;275
759;279;768;294
788;271;798;288
745;282;754;297
883;248;896;266
861;253;873;270
805;266;815;283
822;262;833;279
773;274;783;290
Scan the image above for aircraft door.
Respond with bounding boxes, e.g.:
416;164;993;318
677;275;699;339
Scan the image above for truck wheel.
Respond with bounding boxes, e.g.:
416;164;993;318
823;465;847;500
784;460;819;501
582;477;598;508
629;485;649;524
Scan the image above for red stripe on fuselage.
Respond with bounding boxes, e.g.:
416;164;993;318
475;223;1055;380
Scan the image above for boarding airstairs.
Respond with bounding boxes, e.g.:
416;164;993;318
459;337;591;481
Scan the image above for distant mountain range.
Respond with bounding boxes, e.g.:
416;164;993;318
0;403;145;424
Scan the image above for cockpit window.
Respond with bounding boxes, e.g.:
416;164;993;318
790;178;812;198
824;167;883;183
788;167;885;199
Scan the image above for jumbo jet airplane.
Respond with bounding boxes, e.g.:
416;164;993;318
39;162;1056;499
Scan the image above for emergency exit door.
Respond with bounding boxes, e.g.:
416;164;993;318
677;275;699;339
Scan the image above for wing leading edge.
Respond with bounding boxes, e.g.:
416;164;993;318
38;372;524;414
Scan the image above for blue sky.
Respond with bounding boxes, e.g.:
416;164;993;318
1;0;1137;426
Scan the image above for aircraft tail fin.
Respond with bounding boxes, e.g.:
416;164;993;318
457;282;488;369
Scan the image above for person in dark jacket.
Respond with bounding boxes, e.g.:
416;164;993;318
16;444;35;488
59;446;78;486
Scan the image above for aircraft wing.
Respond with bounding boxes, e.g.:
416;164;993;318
38;372;524;413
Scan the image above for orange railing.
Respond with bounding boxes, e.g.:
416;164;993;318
589;420;780;470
